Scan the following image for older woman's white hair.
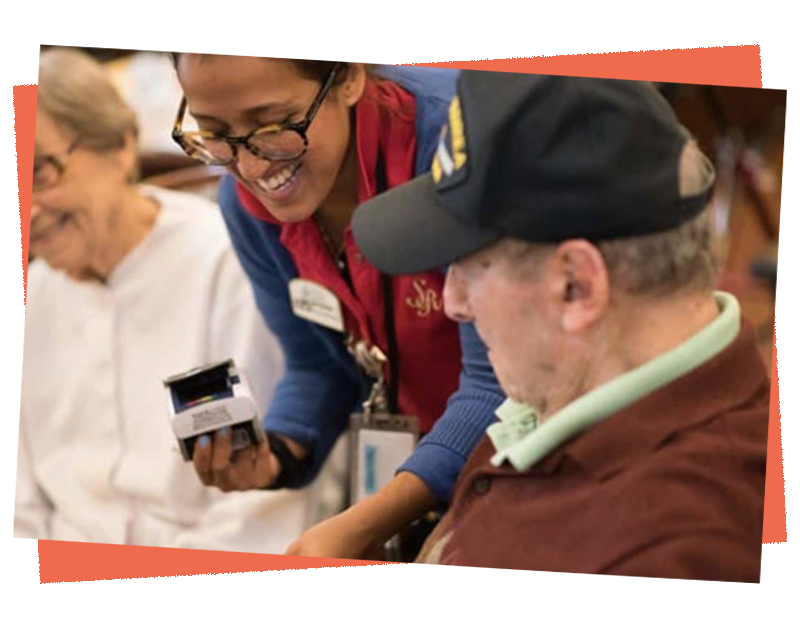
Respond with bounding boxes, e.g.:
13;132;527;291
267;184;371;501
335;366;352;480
37;48;138;152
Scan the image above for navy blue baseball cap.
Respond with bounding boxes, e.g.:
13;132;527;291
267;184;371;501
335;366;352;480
352;71;715;275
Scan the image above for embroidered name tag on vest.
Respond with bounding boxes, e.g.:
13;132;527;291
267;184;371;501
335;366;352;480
288;279;345;332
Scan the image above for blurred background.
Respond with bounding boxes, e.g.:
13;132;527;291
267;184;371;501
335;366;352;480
39;45;786;370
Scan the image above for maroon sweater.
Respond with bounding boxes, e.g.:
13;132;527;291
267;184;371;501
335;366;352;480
417;320;770;583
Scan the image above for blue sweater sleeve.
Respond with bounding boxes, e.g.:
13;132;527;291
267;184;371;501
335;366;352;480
218;176;362;487
396;320;505;504
217;68;503;504
386;66;505;504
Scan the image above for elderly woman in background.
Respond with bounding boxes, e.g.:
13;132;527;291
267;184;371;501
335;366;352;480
14;48;326;552
14;186;22;283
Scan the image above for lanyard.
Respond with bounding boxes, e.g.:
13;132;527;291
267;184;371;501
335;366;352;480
377;149;400;414
347;146;400;416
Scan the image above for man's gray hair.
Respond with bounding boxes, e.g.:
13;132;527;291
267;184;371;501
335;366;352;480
597;140;718;295
503;140;719;295
597;207;717;295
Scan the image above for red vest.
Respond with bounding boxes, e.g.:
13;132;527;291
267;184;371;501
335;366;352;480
236;77;461;433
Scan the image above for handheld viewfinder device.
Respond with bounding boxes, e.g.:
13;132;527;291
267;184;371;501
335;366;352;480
163;359;265;461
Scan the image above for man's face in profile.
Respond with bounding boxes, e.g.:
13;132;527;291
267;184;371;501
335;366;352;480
442;242;565;413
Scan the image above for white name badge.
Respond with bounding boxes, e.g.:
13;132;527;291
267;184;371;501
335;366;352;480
349;413;419;505
289;279;345;332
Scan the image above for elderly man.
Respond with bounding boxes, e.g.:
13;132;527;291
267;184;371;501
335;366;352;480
352;72;769;582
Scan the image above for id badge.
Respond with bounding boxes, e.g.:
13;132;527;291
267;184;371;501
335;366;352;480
288;278;345;332
349;412;419;505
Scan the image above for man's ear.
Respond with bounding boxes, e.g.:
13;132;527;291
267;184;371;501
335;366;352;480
551;239;610;333
339;63;367;107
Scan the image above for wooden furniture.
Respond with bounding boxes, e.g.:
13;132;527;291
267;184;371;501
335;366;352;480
142;164;226;201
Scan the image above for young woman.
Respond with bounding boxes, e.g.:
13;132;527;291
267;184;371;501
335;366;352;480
170;54;503;559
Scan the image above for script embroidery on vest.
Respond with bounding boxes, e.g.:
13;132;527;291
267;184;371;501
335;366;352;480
405;279;443;317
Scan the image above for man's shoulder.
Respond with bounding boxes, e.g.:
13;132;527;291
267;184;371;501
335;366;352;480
632;376;769;488
605;401;768;546
599;417;768;581
589;324;770;535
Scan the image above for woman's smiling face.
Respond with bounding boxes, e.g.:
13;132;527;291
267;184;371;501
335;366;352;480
30;111;136;279
176;55;365;223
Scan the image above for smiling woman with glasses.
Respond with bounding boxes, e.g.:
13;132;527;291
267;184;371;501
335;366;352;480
169;53;505;563
172;63;341;166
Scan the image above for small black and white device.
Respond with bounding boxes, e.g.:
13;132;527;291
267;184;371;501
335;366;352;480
163;359;265;461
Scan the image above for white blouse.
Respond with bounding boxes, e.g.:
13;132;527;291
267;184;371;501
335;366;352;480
15;185;340;553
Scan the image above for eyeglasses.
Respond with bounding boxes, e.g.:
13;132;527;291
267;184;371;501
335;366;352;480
32;139;80;192
171;63;341;167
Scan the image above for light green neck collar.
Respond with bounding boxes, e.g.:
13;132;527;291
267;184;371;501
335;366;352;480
489;291;741;471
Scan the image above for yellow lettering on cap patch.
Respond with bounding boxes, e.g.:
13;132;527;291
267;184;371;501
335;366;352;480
432;152;443;183
430;95;469;186
449;97;467;170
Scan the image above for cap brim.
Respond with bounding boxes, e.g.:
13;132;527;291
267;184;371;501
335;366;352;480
353;174;502;275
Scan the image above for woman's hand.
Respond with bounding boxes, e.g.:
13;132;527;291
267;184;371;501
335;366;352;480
285;471;439;560
192;429;304;491
284;507;385;584
285;508;384;559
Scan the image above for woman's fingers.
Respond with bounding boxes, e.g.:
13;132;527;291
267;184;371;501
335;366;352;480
193;429;274;491
252;440;278;489
192;435;214;486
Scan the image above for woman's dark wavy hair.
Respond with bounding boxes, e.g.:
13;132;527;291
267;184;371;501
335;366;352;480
171;44;373;82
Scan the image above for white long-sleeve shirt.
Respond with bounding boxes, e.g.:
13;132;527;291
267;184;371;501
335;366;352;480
15;185;340;553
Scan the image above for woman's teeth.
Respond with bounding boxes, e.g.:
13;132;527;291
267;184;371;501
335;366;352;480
257;163;300;193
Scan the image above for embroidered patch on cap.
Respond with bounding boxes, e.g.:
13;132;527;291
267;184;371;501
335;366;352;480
431;96;469;189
